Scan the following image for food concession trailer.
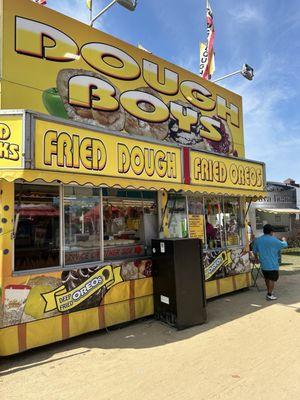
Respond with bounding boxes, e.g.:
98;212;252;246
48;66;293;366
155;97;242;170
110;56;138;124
0;0;266;355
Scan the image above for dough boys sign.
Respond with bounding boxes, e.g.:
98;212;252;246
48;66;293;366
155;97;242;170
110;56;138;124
35;119;181;183
0;0;244;158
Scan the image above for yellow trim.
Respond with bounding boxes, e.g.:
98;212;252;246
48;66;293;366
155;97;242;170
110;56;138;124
0;295;154;356
0;325;19;356
0;273;251;356
69;307;99;338
104;301;131;327
205;280;219;298
0;169;266;198
135;296;154;319
205;272;252;299
26;315;62;349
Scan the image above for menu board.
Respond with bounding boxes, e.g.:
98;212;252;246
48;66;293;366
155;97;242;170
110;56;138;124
188;215;205;241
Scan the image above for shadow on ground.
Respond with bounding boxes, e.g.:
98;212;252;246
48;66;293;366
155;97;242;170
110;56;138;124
2;254;300;375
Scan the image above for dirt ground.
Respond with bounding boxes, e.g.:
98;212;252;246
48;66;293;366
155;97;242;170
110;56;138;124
1;254;300;400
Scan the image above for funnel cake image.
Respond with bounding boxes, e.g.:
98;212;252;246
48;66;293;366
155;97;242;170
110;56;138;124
167;101;237;156
167;100;206;148
203;116;235;156
56;69;126;131
120;261;139;281
134;259;152;278
124;87;169;140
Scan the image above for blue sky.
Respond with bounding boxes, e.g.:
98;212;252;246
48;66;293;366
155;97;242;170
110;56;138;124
47;0;300;183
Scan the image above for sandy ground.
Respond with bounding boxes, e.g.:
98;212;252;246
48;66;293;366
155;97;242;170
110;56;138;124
1;255;300;400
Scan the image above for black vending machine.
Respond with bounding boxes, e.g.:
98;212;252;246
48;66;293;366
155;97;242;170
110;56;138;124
152;238;207;329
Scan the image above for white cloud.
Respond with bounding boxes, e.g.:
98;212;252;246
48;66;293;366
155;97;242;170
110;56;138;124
228;4;264;24
219;54;300;181
175;54;199;75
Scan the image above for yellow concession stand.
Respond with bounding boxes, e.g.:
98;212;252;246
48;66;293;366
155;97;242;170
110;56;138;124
0;0;267;355
0;111;266;355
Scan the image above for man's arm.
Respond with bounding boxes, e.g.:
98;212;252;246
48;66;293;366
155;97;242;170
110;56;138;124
279;237;288;248
275;237;288;249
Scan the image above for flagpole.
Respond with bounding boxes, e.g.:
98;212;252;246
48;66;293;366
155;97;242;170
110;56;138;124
90;0;93;25
91;0;118;26
212;70;242;83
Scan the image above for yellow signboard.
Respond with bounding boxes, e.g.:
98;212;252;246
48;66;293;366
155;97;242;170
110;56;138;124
34;119;182;183
188;214;205;241
0;115;23;169
190;150;264;191
0;0;244;158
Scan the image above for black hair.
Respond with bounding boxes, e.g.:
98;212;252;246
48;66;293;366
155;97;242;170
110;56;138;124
263;224;273;234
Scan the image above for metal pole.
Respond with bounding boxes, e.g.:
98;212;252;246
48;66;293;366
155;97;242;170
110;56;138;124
91;0;118;26
89;0;93;26
212;69;242;83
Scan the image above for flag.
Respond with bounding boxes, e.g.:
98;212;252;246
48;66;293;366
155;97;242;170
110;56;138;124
32;0;47;4
200;0;215;80
86;0;92;10
199;42;215;78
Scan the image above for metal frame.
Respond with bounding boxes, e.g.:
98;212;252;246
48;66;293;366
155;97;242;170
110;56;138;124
59;183;64;267
100;188;104;262
0;109;266;168
90;0;118;26
90;0;137;26
212;70;243;83
251;262;264;291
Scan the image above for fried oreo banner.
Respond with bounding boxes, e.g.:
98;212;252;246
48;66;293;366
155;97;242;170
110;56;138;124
42;265;123;312
204;250;232;280
1;0;244;157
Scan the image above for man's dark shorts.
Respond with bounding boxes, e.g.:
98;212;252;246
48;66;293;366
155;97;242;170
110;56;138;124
262;270;279;281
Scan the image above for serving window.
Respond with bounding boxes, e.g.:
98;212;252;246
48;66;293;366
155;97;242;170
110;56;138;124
64;187;101;265
14;184;60;271
14;184;158;272
163;194;244;250
165;194;188;238
205;197;223;249
223;197;243;246
103;189;157;259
